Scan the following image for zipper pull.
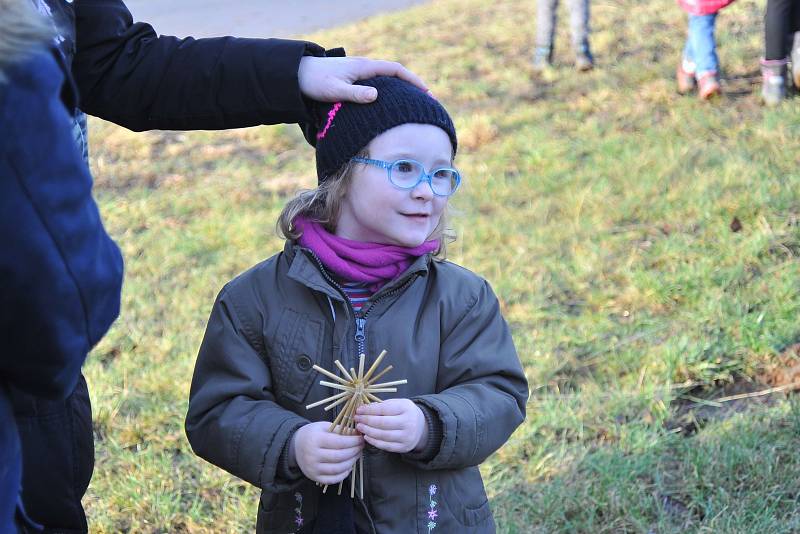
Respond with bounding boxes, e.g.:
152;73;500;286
354;317;366;343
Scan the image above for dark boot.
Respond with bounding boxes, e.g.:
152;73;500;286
761;58;788;106
575;42;594;72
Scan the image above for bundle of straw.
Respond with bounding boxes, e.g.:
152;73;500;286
305;350;407;498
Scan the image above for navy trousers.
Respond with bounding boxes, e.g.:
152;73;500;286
11;376;93;534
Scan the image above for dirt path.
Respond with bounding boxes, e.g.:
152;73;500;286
125;0;430;39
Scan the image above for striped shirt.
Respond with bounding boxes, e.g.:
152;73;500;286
340;282;373;312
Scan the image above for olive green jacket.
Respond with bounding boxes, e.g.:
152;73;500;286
186;242;528;533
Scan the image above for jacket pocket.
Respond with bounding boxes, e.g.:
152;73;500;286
268;308;324;403
257;484;318;534
419;467;494;531
364;448;418;532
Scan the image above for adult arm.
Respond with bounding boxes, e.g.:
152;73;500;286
0;50;123;399
185;287;309;491
72;0;325;130
72;0;430;131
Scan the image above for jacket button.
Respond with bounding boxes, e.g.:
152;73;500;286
297;355;312;371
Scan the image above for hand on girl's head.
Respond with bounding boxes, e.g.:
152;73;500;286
297;56;428;104
292;421;364;485
353;399;427;454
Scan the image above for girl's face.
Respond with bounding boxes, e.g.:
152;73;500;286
335;123;453;247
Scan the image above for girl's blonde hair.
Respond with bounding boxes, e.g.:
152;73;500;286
0;0;53;82
277;150;455;258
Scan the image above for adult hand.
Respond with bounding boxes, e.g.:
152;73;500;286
291;422;364;485
298;56;429;103
354;399;427;453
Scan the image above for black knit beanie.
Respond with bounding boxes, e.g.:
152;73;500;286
300;76;458;183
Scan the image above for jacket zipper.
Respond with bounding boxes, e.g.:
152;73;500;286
353;278;416;356
304;249;418;360
304;248;419;515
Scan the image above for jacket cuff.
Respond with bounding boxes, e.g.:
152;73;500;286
256;39;324;124
251;415;308;491
276;425;305;483
404;402;443;461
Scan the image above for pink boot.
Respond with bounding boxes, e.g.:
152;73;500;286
697;72;721;100
677;62;696;94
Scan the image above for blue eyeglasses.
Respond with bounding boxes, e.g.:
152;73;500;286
351;157;462;197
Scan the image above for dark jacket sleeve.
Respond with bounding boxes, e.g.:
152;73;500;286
185;286;309;491
405;280;529;470
0;50;123;400
72;0;326;131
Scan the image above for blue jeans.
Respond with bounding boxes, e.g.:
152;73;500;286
71;111;89;165
684;14;718;75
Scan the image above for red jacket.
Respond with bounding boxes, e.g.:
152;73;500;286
678;0;734;15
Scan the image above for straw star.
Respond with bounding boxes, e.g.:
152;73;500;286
305;350;407;498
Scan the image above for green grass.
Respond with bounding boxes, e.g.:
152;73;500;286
84;0;800;531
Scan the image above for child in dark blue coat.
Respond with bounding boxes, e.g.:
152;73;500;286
0;3;123;530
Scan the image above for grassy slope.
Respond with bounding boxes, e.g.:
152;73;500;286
84;0;800;531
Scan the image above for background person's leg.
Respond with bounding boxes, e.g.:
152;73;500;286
687;14;719;75
761;0;795;105
678;18;697;94
789;2;800;87
568;0;593;69
792;32;800;87
687;14;720;98
534;0;559;69
11;375;94;533
793;0;800;34
764;0;795;60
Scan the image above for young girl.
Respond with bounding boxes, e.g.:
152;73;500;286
185;76;528;533
676;0;736;99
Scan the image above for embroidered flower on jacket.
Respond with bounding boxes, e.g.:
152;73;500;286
293;492;304;530
427;484;439;532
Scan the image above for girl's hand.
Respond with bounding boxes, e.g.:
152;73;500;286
354;399;427;453
291;422;364;485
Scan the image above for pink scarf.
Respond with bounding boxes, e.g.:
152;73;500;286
294;216;438;291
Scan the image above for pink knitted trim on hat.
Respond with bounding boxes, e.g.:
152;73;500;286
316;102;343;139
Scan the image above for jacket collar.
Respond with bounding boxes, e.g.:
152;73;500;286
283;241;432;301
